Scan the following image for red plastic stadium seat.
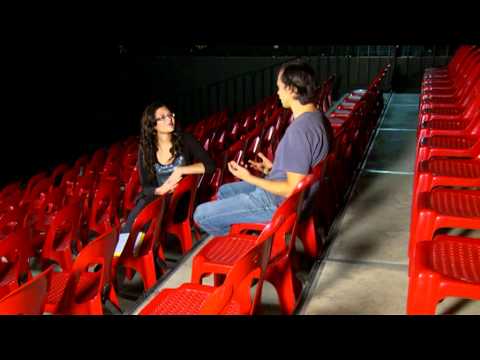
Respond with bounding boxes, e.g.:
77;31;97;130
0;228;35;299
88;178;121;236
0;266;53;315
191;172;319;314
41;201;83;272
414;158;480;194
407;235;480;315
44;229;117;315
409;188;480;258
161;175;200;254
113;197;165;294
122;167;141;218
139;214;280;315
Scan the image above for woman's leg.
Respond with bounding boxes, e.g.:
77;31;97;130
193;187;278;236
116;198;152;257
120;197;149;234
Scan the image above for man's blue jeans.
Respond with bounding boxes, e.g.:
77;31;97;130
193;181;279;236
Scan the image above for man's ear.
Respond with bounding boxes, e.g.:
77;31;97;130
287;85;299;99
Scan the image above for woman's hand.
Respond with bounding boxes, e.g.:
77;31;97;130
227;160;251;181
154;167;184;196
247;152;273;175
165;167;184;187
154;180;178;196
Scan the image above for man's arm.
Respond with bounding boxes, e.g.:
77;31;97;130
227;161;305;198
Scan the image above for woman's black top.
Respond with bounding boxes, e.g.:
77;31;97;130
137;132;215;202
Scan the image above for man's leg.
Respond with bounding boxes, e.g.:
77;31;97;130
193;188;278;236
217;181;256;200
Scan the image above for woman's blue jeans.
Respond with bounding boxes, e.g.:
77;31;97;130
193;181;279;236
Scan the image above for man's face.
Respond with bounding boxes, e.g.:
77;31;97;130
276;71;294;109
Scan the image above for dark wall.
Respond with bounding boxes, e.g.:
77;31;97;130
147;53;450;124
0;43;455;188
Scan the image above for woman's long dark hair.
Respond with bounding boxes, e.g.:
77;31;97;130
140;101;183;182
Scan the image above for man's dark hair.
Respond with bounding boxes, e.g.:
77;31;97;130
278;60;317;105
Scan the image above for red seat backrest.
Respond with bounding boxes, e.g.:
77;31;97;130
41;200;83;271
54;229;118;314
0;266;53;315
199;215;283;315
164;175;200;226
120;197;165;259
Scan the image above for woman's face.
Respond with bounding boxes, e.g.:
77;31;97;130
154;106;176;134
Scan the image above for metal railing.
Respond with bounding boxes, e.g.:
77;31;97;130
166;56;298;124
165;45;454;125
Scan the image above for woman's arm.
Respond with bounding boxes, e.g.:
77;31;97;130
159;133;214;189
163;162;205;189
176;162;205;175
182;132;216;174
137;147;156;198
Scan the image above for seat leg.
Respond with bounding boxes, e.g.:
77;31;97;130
180;222;193;254
191;258;205;284
136;256;157;291
406;272;439;315
266;261;302;315
298;217;318;259
108;287;121;312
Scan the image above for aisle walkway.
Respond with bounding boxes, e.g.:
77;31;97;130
298;93;480;315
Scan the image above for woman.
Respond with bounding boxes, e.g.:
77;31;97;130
118;101;215;252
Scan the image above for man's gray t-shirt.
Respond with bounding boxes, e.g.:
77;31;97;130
266;110;330;205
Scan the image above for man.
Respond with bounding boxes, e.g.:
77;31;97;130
193;60;330;236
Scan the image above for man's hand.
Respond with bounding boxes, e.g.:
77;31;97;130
247;152;273;175
227;160;251;181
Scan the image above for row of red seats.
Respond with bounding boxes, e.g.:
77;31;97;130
0;136;139;249
138;70;391;315
185;110;229;142
0;91;282;313
0;92;285;314
139;166;324;315
314;75;335;113
0;174;200;314
0;69;378;314
18;84;302;315
0;136;149;310
195;97;286;204
0;230;118;315
2;105;278;313
406;45;480;315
